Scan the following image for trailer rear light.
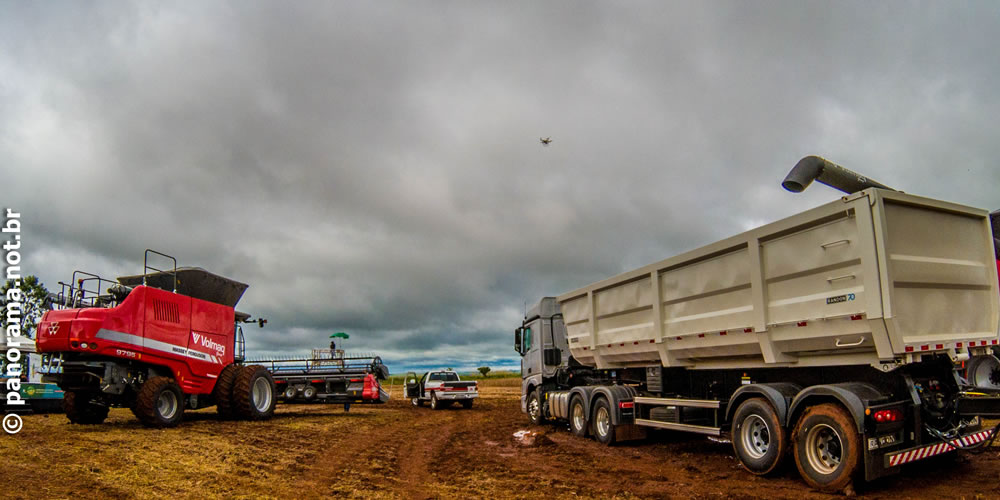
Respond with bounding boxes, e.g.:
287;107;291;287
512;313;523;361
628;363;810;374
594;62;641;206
71;341;79;348
904;346;914;352
872;409;903;423
619;401;634;409
90;343;98;350
850;315;863;320
312;380;324;384
920;345;929;351
797;321;808;327
80;342;88;349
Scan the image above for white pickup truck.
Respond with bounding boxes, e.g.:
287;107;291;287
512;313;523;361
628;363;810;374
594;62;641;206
404;369;478;410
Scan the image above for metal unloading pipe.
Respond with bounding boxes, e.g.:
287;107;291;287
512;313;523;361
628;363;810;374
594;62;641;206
782;155;896;194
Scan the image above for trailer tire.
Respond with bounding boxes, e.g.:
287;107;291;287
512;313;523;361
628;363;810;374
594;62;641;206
732;398;788;475
64;391;109;425
233;365;276;421
461;399;473;409
214;364;241;418
591;397;616;445
283;385;298;401
792;403;860;493
527;389;543;425
302;385;317;401
569;395;588;437
412;397;423;407
134;377;184;428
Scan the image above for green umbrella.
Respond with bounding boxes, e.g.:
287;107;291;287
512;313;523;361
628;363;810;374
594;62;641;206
329;332;350;339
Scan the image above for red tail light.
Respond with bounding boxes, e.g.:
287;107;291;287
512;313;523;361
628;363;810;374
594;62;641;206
619;401;634;409
872;409;903;423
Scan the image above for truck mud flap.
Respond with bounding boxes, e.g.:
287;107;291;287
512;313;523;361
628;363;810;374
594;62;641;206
884;428;995;468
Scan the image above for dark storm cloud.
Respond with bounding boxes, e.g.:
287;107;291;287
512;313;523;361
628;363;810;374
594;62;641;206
2;1;998;371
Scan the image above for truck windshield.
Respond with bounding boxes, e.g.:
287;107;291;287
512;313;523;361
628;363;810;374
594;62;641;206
429;372;459;381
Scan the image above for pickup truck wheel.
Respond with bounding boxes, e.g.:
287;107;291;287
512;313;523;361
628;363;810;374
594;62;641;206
64;391;109;425
569;396;588;437
431;393;441;410
732;398;787;475
233;365;276;421
461;399;474;409
134;376;184;428
527;389;543;425
214;364;241;418
592;397;616;445
412;397;424;407
792;403;860;493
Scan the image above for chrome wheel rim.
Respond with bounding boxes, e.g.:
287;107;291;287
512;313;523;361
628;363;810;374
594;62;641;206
252;377;272;412
528;397;540;421
412;397;419;406
157;390;178;420
740;415;770;459
805;423;842;474
595;406;610;438
571;402;586;432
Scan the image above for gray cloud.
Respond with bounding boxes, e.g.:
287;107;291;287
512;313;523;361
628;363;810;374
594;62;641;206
3;1;999;372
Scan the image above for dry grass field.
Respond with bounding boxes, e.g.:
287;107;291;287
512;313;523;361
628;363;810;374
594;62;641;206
3;380;1000;499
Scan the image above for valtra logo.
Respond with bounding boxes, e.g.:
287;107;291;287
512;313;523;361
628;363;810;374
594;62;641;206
47;322;60;336
191;333;226;357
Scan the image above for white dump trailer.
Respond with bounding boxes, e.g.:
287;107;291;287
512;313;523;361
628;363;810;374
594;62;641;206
516;157;1000;493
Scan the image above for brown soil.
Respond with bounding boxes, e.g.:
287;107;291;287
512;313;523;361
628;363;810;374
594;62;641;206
3;381;1000;499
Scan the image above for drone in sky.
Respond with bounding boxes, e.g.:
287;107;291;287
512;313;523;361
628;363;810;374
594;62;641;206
540;137;552;146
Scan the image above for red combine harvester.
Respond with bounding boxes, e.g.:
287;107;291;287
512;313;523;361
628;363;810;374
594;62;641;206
36;250;275;428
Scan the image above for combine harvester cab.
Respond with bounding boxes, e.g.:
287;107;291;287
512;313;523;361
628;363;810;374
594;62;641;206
37;250;276;427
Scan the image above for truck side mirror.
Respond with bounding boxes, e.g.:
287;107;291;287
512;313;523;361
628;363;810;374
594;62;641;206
514;328;523;355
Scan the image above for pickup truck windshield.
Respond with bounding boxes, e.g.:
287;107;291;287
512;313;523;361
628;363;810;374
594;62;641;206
429;372;459;382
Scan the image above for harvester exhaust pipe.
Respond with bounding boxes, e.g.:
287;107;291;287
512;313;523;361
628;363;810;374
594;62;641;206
782;155;896;194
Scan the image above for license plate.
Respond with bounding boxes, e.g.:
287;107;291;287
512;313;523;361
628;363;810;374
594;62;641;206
878;434;896;446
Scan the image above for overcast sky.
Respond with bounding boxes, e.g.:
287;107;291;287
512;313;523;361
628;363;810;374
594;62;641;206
2;1;998;372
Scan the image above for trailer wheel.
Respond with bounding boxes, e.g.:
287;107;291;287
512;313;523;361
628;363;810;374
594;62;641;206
233;365;276;421
134;376;184;428
461;399;473;409
527;389;543;425
283;385;298;400
569;396;588;437
792;403;860;493
732;398;788;475
302;385;317;401
591;397;616;445
64;391;109;425
214;364;241;418
411;397;423;407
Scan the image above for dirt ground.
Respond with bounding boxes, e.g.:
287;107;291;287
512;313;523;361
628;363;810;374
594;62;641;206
4;379;1000;499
